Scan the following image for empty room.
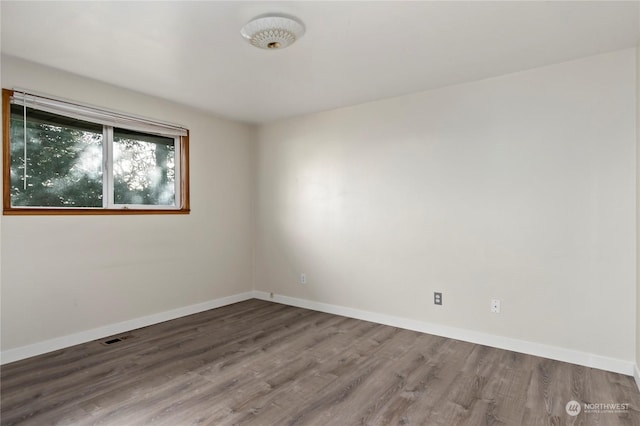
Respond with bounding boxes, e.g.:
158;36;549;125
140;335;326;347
1;1;639;425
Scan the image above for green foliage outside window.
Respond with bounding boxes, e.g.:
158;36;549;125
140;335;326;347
10;105;176;208
10;105;103;207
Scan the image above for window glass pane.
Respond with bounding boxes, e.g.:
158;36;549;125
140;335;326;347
10;104;103;207
113;128;175;205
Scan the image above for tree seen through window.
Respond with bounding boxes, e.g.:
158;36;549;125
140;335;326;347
10;105;176;208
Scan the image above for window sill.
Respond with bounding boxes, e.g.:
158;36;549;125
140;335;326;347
3;208;190;216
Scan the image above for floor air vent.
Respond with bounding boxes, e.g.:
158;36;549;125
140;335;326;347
101;334;135;346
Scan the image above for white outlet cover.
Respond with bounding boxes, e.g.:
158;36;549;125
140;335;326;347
300;273;307;284
491;299;501;313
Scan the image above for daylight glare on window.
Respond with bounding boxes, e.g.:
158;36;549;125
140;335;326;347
4;89;189;214
113;128;176;206
10;105;103;207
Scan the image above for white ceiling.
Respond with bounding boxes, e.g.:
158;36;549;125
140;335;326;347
2;1;639;124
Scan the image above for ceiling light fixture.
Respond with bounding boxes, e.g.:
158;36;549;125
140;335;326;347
240;14;305;50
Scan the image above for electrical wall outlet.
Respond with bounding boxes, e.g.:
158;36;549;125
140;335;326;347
491;299;501;313
434;292;442;305
300;273;307;284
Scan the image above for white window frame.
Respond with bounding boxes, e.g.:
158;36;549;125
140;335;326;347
102;126;181;210
3;88;190;214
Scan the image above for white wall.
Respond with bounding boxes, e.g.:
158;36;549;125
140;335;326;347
255;49;637;364
2;48;637;373
1;55;255;351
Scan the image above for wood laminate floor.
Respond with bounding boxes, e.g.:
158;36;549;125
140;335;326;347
1;299;639;425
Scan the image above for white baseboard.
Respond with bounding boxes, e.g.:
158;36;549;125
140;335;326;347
3;290;635;379
0;292;254;365
252;291;635;377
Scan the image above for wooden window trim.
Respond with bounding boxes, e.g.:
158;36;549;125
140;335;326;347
2;89;190;215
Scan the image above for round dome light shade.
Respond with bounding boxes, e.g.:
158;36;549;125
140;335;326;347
241;15;305;50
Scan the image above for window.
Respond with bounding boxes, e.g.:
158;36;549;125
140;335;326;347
2;89;189;214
